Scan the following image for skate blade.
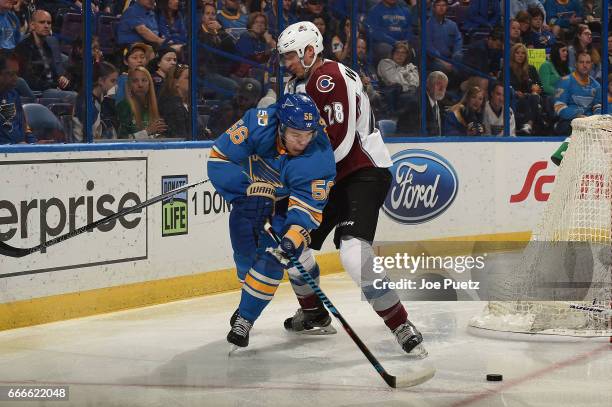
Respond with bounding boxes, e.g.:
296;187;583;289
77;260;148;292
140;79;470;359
228;344;241;355
407;344;428;359
295;325;338;335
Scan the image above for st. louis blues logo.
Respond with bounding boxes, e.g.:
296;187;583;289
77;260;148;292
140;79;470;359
316;75;335;93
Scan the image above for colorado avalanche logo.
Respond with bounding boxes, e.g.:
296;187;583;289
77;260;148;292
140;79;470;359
316;75;335;93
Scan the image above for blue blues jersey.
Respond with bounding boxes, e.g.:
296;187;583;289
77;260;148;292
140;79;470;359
208;104;336;232
554;72;602;120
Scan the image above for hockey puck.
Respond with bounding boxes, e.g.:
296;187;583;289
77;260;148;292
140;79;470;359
486;374;503;382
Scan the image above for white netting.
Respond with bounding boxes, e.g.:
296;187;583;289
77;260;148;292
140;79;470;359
470;115;612;337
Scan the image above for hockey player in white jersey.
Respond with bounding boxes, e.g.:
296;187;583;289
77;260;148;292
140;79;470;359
276;21;426;356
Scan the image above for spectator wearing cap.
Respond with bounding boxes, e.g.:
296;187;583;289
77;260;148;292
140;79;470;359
157;0;187;47
366;0;413;62
198;3;239;99
463;28;503;78
217;0;248;40
158;64;190;138
147;47;177;96
209;78;260;136
0;53;32;144
462;0;501;37
0;0;20;49
115;42;152;104
14;10;77;103
118;0;175;49
524;7;555;54
426;0;463;87
265;0;297;38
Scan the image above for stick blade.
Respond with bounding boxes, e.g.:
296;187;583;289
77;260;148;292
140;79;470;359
0;241;30;258
394;366;436;388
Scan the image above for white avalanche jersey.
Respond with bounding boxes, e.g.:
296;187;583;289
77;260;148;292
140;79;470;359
285;59;392;181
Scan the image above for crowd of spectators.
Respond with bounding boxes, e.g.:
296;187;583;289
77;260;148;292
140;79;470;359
0;0;609;143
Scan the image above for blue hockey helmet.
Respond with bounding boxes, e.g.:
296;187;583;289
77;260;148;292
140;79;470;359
277;93;321;132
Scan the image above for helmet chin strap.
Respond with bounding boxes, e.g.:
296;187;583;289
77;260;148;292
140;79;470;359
278;126;288;148
299;46;318;75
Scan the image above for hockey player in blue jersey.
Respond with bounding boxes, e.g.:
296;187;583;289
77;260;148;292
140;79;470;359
208;93;336;348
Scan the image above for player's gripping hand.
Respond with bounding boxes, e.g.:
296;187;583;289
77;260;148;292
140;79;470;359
266;225;311;267
232;182;276;230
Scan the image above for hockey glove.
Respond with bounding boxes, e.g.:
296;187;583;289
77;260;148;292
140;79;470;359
551;138;570;166
267;225;311;267
231;182;276;231
229;182;276;258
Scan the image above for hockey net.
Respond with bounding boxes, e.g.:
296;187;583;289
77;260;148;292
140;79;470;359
470;115;612;337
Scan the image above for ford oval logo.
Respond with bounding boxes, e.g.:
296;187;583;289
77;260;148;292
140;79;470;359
383;149;458;224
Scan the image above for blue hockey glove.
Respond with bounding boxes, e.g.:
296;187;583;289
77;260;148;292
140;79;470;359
229;182;275;256
231;182;276;231
266;225;311;267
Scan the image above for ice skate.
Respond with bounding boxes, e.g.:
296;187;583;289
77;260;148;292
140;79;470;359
229;308;238;327
393;320;428;358
227;314;253;348
284;307;337;335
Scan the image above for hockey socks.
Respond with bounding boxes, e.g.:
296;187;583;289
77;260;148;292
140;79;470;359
376;302;408;331
287;249;321;310
340;237;408;330
238;253;283;322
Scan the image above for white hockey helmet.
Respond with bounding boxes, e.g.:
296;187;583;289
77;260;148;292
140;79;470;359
277;21;324;69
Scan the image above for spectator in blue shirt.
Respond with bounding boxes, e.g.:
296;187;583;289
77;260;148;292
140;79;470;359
217;0;248;41
0;0;20;50
426;0;463;87
0;54;32;144
157;0;187;46
118;0;167;48
366;0;413;62
235;12;276;83
462;0;501;36
545;0;583;30
524;7;555;54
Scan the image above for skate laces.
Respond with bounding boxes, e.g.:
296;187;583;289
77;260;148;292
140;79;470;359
393;321;419;342
232;316;252;336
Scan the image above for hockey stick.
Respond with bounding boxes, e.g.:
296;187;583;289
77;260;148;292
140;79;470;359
0;178;210;258
266;226;435;389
